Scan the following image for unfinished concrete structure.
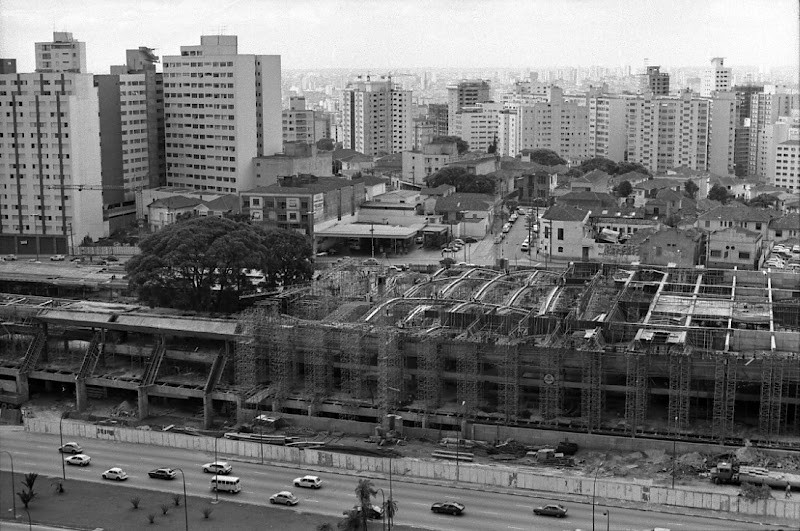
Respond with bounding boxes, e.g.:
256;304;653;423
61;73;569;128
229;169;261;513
1;261;800;445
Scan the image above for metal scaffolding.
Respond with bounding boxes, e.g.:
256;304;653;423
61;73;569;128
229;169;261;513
497;339;519;424
580;349;603;432
417;338;441;410
539;348;563;422
712;353;737;441
759;356;785;439
303;324;330;400
624;351;648;435
340;327;366;400
455;341;480;414
668;348;691;432
377;329;403;416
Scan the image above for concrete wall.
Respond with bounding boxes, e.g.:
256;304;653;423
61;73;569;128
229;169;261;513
23;417;800;521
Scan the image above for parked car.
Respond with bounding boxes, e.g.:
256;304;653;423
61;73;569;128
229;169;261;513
452;238;465;246
58;442;83;454
346;504;384;520
414;236;424;245
362;258;380;267
269;491;299;506
148;468;177;480
502;223;511;234
3;254;16;261
65;454;91;467
202;461;232;475
50;254;65;261
464;237;479;244
102;467;128;481
533;504;568;518
493;236;504;244
509;213;518;222
293;475;322;489
430;501;465;515
105;256;119;262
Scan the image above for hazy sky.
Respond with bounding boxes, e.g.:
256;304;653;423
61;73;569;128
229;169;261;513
1;0;797;73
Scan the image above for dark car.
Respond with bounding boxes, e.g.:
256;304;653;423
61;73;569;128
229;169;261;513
533;504;568;518
345;504;384;520
430;501;465;515
148;468;177;480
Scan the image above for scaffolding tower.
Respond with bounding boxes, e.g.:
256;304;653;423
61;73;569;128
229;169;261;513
269;320;295;405
539;348;563;422
303;324;330;400
668;347;691;432
497;339;519;424
377;329;403;417
711;353;737;441
580;349;603;432
417;338;441;410
624;351;648;436
340;327;366;400
455;341;480;413
759;356;785;439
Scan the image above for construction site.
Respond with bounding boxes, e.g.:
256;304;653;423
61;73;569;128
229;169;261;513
1;260;800;449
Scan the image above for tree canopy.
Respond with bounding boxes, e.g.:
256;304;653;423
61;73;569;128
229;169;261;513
316;138;335;151
570;158;652;178
125;216;313;312
708;183;733;204
524;149;567;166
426;166;496;194
683;180;699;200
748;193;778;209
614;180;633;198
431;135;469;154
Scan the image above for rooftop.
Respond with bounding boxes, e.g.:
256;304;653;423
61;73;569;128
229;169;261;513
244;177;356;196
542;204;590;222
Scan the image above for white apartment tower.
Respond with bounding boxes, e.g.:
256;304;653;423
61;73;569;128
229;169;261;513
35;32;87;73
761;113;800;186
773;139;799;191
0;71;105;254
748;87;800;179
447;79;492;135
282;96;317;144
708;91;737;176
587;93;629;161
341;75;412;156
162;35;281;193
456;102;504;153
701;58;731;97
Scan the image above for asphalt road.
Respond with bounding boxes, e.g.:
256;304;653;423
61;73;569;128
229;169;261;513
0;427;784;531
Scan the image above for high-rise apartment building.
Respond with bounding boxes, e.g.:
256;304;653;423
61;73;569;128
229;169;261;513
641;66;670;96
35;32;86;73
455;102;503;153
761;113;799;186
732;84;764;176
587;92;629;161
701;57;731;97
446;79;491;135
497;86;589;163
748;87;800;179
341;75;412;156
162;35;282;193
625;90;710;173
0;59;16;74
0;71;105;254
96;47;165;203
282;96;317;144
708;91;737;176
773;139;799;191
426;103;449;137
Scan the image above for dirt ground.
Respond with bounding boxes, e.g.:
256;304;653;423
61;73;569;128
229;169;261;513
21;395;800;495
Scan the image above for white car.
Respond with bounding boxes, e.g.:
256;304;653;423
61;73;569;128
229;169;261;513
65;454;91;466
202;461;232;475
50;254;65;261
509;213;518;222
502;223;511;234
58;442;83;454
293;475;322;489
269;491;299;506
102;467;128;481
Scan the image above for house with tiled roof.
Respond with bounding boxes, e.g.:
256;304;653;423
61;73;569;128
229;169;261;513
769;213;800;244
434;192;499;236
631;178;683;207
706;226;763;270
696;204;779;240
148;196;204;231
589;206;659;242
569;169;612;194
538;205;595;260
637;227;705;267
556;191;619;212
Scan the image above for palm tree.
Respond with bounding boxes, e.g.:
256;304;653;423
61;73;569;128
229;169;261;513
354;478;377;530
384;497;398;529
337;509;361;531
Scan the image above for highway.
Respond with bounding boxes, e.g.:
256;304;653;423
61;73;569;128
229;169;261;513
0;427;784;531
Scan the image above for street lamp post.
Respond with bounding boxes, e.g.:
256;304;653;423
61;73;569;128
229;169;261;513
59;414;67;480
0;450;17;519
603;509;610;531
175;468;189;531
213;435;219;503
371;223;376;259
387;456;394;531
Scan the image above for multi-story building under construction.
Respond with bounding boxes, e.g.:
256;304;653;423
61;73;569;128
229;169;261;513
1;261;799;446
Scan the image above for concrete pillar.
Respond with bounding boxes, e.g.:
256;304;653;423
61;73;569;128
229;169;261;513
307;403;317;417
15;373;29;402
271;399;280;413
44;380;54;393
235;395;246;425
75;379;88;412
421;415;429;430
40;323;49;363
137;386;149;420
203;394;214;429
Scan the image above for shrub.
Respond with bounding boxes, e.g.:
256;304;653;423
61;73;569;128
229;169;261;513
130;496;141;509
51;479;64;494
740;482;772;500
160;503;170;515
147;513;156;524
202;506;213;519
172;493;181;506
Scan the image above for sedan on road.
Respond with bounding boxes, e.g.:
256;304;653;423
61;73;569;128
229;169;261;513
58;442;83;454
431;501;465;515
148;468;177;480
347;504;384;520
293;475;322;489
102;467;128;481
50;254;65;261
202;461;232;475
65;454;91;466
533;504;568;518
269;491;299;506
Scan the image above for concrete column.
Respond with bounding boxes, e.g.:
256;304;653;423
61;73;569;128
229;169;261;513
44;380;54;393
203;394;214;429
75;379;88;412
307;403;317;417
15;373;29;402
421;415;429;430
235;395;246;425
271;399;280;413
40;323;49;363
137;386;149;420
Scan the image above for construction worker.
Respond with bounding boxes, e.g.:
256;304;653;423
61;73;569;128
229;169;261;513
786;484;792;498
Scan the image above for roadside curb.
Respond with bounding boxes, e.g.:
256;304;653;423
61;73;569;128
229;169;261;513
220;453;791;529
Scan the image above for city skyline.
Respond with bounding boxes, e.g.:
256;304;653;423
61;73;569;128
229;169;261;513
1;0;797;74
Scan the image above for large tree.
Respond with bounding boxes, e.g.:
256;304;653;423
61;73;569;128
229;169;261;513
683;180;699;199
431;136;469;154
426;166;496;194
615;161;652;176
577;157;619;175
524;148;567;166
614;180;633;198
354;479;378;531
126;217;312;312
708;183;732;204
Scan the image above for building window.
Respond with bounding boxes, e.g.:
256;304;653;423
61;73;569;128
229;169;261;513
738;251;750;260
557;246;563;253
656;246;663;256
710;250;721;258
557;228;564;240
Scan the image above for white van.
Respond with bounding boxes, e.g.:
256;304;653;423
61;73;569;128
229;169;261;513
520;242;530;252
211;475;241;493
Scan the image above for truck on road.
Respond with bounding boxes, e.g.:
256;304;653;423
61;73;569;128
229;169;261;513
710;461;800;489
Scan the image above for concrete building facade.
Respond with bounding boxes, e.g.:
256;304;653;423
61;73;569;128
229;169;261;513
252;143;333;187
641;66;670;96
701;57;731;97
749;87;800;178
341;76;412;156
163;35;282;193
282;96;317;144
587;94;629;162
773;139;799;192
35;32;86;73
446;79;492;135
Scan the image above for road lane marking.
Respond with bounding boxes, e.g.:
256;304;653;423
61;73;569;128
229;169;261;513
508;527;525;530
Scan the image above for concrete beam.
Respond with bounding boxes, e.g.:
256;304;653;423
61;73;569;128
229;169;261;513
725;275;737;352
642;271;670;324
767;276;776;351
203;394;214;430
684;274;704;327
15;373;29;402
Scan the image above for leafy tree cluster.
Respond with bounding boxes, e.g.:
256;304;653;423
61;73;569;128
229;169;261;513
126;216;313;312
708;183;734;204
613;180;633;198
684;180;699;199
316;138;335;151
430;135;469;154
748;193;778;209
426;166;496;194
568;157;652;178
523;148;567;166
